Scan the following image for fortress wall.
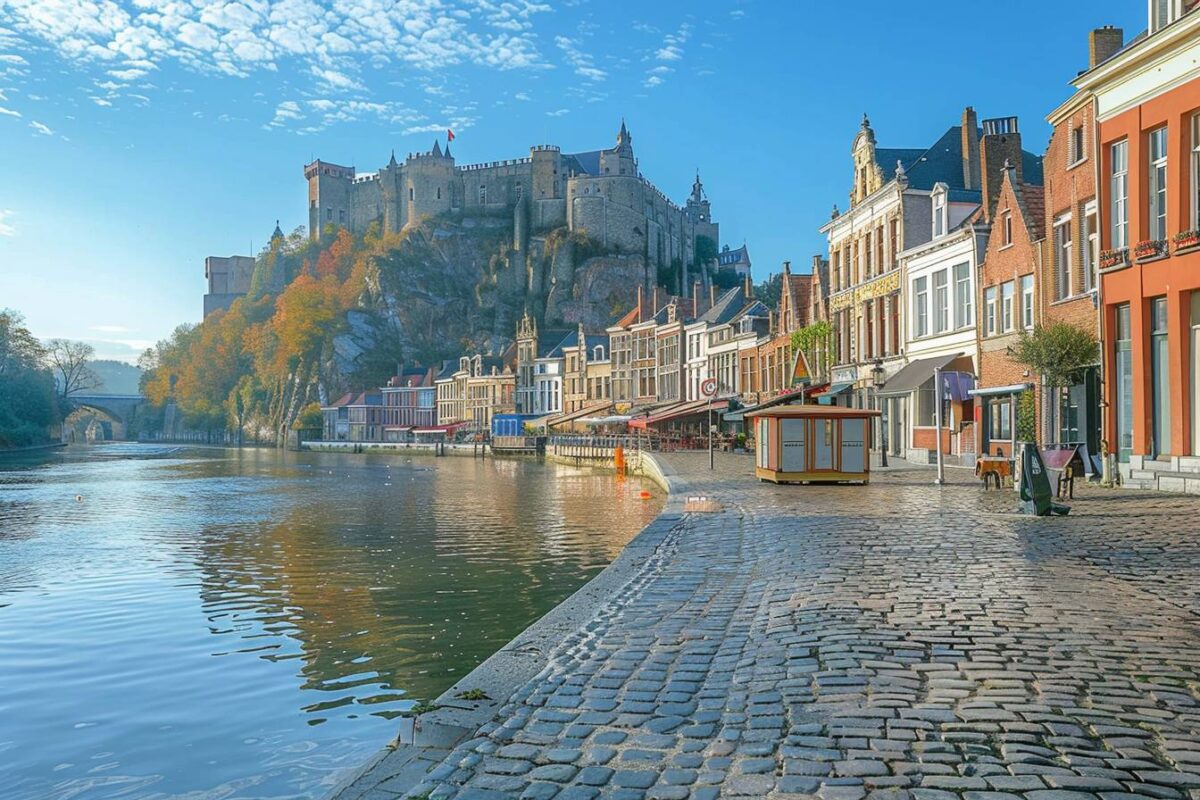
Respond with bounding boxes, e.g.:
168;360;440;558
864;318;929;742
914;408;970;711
349;179;382;233
532;198;567;230
459;161;534;213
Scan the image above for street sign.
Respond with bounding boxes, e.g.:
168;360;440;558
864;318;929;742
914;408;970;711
790;348;811;386
700;378;718;398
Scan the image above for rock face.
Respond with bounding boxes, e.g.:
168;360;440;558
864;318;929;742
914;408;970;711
334;216;646;376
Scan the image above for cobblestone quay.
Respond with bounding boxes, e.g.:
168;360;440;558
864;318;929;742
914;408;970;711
352;453;1200;800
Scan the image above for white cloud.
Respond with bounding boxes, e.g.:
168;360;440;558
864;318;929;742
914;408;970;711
555;35;605;82
29;119;53;135
0;54;27;64
0;105;21;117
514;91;530;101
645;22;692;87
0;209;14;237
545;107;569;117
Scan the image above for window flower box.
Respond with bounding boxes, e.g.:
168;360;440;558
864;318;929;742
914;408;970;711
1099;248;1130;270
1174;229;1200;252
1134;239;1169;262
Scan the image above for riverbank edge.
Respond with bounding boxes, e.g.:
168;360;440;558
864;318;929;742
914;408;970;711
324;453;683;800
0;441;66;457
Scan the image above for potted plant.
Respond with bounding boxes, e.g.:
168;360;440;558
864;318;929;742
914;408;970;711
1174;229;1200;251
1134;239;1168;261
1099;248;1129;270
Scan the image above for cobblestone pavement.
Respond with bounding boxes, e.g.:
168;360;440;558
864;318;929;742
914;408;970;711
405;453;1200;800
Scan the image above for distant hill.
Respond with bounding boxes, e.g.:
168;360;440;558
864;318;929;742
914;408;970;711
88;359;143;395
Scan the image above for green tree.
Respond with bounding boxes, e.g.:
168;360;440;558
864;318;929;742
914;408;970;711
1012;323;1099;388
1016;391;1038;445
0;309;58;447
754;273;782;309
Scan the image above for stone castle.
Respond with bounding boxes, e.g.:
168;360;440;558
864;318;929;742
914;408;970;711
303;121;720;272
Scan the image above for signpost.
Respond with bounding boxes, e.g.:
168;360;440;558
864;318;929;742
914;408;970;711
701;377;718;470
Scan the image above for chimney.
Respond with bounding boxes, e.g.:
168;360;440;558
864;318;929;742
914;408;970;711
693;280;701;315
961;107;981;191
979;116;1023;221
1089;26;1124;69
768;310;775;335
653;286;660;314
636;284;644;323
710;284;716;308
744;273;752;300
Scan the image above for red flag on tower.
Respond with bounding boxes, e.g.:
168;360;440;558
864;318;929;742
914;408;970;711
447;129;456;142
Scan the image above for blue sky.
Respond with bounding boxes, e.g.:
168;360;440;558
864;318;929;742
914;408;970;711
0;0;1145;362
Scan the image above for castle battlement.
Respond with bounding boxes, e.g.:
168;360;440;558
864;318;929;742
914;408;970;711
459;157;533;172
304;121;720;274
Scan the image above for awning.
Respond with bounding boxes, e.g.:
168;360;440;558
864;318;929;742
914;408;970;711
812;382;853;400
384;426;413;432
581;415;632;425
546;402;612;429
876;353;962;397
969;382;1034;398
629;398;729;429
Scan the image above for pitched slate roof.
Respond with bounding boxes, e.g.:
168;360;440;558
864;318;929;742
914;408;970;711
877;127;1043;192
717;244;750;268
697;287;748;325
564;150;602;176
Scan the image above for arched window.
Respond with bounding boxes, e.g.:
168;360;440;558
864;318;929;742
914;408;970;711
594;345;605;361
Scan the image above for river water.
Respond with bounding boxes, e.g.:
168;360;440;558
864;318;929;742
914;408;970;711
0;444;663;800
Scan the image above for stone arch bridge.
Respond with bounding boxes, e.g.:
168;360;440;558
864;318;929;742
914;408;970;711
65;394;146;442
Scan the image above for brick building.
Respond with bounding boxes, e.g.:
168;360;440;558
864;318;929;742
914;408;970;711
1078;4;1200;490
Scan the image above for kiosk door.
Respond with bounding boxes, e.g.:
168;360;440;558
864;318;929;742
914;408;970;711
813;418;834;470
780;418;807;472
841;418;865;473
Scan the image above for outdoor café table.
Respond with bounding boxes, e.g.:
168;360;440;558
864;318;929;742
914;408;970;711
976;455;1013;489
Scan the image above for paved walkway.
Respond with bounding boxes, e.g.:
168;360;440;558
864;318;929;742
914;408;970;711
368;453;1200;800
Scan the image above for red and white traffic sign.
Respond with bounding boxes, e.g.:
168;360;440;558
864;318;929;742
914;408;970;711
700;378;718;398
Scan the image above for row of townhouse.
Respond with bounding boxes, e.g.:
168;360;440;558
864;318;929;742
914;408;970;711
815;2;1200;491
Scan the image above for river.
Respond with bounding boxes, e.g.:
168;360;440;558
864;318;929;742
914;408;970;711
0;443;664;800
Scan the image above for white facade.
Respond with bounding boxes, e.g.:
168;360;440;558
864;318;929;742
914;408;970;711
684;319;710;402
532;357;563;415
898;200;987;462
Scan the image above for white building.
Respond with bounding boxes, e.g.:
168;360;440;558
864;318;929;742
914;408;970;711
886;182;987;464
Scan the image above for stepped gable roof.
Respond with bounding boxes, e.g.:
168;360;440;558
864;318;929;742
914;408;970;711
698;287;749;325
877;127;1044;192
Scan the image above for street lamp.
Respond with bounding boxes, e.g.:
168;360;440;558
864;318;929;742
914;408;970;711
871;359;888;468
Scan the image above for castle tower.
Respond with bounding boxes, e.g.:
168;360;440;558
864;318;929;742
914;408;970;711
403;140;455;228
599;119;637;177
530;145;561;200
303;160;355;240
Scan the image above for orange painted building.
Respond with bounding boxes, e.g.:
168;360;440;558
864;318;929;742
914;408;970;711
1077;5;1200;491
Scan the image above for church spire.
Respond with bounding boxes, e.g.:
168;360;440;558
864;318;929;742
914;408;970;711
616;118;631;149
388;149;398;167
431;139;442;157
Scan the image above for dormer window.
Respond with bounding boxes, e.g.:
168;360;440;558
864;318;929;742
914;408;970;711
932;186;948;238
1150;0;1184;33
593;345;605;361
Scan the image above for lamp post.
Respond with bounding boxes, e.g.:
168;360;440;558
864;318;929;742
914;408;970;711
871;359;888;468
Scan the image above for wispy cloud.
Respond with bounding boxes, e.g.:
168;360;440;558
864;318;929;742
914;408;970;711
0;105;20;118
3;0;554;131
29;119;53;136
0;209;14;237
555;35;606;82
645;22;692;88
545;108;569;117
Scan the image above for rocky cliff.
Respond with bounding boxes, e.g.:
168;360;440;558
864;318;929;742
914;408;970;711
330;215;649;379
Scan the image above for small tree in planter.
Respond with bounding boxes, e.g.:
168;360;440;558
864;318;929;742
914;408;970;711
1011;322;1099;443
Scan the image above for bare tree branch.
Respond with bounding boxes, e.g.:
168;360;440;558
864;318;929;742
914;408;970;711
45;339;101;402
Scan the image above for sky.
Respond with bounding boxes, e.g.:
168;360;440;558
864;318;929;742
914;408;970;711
0;0;1147;363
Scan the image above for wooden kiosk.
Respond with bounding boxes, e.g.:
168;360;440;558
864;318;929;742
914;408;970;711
746;405;881;484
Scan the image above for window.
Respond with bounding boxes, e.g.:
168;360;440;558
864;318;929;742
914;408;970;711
1021;275;1034;330
933;191;947;237
1151;0;1182;32
989;398;1012;441
1001;281;1015;332
1149;127;1169;242
953;263;972;328
437;187;442;200
1083;204;1099;292
1111;140;1129;249
1054;216;1072;300
479;185;487;204
1151;296;1171;457
985;286;998;336
1192;114;1200;230
409;186;415;201
1003;211;1013;246
1115;303;1133;461
933;269;949;334
913;276;928;338
917;380;937;427
1070;125;1085;165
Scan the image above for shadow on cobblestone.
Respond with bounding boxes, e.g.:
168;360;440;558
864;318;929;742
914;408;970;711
379;453;1200;800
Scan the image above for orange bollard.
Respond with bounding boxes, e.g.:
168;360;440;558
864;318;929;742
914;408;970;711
614;446;626;474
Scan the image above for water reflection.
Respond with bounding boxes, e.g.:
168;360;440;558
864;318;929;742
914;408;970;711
0;445;662;800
